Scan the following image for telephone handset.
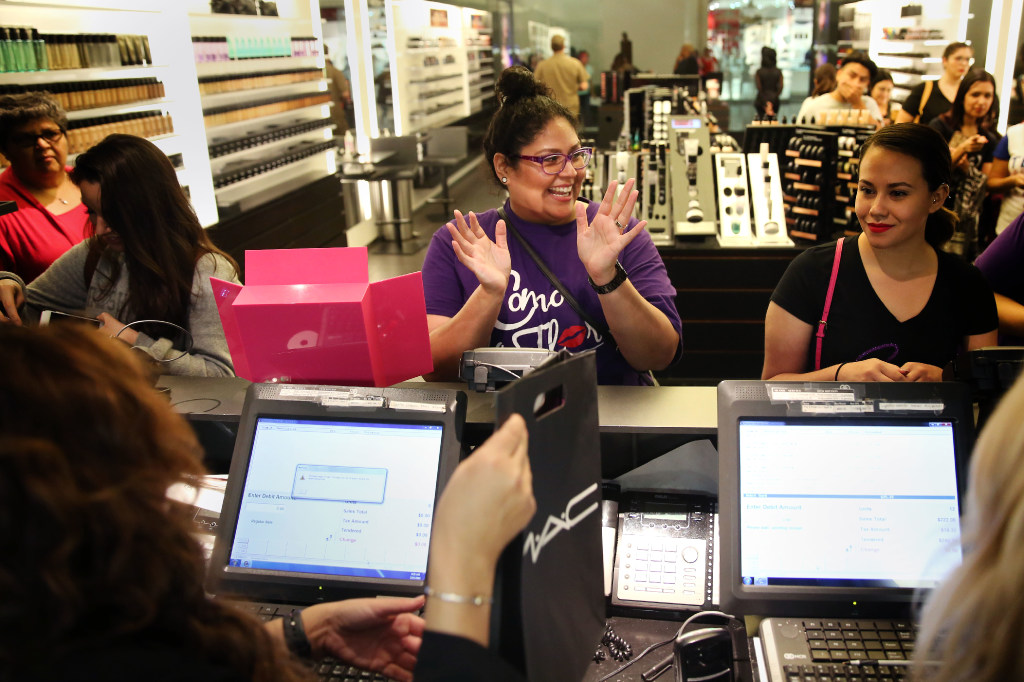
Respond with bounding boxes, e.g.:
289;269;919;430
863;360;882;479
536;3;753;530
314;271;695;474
611;490;717;610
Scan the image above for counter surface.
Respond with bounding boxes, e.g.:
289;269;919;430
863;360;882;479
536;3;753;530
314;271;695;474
156;376;718;435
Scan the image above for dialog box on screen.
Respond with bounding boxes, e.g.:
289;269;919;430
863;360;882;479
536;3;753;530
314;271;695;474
291;464;388;504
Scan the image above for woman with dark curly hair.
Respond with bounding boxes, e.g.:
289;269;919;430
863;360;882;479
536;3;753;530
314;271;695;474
0;322;539;681
421;65;682;385
0;323;426;681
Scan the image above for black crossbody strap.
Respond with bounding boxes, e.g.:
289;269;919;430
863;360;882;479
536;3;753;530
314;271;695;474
497;205;615;344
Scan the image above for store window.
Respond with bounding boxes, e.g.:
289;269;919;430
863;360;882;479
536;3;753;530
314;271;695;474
708;0;815;128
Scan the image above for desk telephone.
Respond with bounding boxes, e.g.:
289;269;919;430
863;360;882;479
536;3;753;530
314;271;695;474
611;491;717;611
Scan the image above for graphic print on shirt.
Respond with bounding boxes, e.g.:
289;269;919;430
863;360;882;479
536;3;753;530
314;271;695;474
494;269;605;352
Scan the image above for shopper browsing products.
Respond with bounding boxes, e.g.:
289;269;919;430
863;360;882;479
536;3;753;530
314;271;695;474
895;42;974;125
795;51;882;126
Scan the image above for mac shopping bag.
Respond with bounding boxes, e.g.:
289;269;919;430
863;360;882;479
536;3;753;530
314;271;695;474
494;350;605;682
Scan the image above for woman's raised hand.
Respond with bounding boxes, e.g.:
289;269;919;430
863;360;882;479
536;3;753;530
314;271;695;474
446;210;511;296
577;179;647;285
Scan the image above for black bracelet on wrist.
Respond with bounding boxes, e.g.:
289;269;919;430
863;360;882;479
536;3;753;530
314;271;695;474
588;261;629;295
282;608;313;658
834;362;848;381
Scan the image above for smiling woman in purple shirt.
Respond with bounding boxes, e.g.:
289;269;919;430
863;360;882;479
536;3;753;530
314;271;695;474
421;66;682;386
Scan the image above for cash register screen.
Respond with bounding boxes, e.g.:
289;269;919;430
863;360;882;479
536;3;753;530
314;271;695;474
226;416;444;584
737;418;962;591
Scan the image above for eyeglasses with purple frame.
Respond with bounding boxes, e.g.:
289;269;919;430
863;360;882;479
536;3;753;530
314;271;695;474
513;147;593;175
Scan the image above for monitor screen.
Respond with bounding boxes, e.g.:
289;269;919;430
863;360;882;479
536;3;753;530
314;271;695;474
738;418;962;592
226;416;444;584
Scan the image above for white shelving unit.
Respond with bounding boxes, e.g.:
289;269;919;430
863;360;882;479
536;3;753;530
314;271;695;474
462;7;494;115
188;10;332;212
387;0;470;136
0;0;218;226
851;0;967;101
2;0;327;224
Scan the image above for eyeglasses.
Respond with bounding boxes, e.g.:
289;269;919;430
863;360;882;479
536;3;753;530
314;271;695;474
514;147;593;175
9;128;64;149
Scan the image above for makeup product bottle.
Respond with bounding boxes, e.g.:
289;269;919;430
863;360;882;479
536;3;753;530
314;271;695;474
32;29;47;70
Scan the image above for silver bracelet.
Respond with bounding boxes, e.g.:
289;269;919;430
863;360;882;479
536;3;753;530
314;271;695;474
424;585;493;606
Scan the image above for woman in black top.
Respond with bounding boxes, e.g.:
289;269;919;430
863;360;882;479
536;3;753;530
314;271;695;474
929;68;999;257
755;47;783;119
763;124;997;382
895;42;973;124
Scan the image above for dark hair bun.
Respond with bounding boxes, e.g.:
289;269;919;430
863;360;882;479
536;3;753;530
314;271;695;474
495;65;551;104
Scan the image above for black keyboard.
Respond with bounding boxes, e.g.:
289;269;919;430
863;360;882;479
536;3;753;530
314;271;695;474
802;619;916;665
781;661;910;682
761;618;917;682
236;602;396;682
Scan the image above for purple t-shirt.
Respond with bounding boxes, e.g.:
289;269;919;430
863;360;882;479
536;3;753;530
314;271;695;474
422;200;683;385
975;211;1024;344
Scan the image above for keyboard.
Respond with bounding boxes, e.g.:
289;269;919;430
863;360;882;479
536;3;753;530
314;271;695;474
237;602;396;682
760;618;917;682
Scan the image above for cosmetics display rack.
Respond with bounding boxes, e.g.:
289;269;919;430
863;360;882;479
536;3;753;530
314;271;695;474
189;11;332;213
463;8;495;115
387;0;493;135
781;128;839;243
839;0;965;101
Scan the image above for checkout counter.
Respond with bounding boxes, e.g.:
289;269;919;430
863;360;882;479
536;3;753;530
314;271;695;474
159;375;755;681
157;376;718;479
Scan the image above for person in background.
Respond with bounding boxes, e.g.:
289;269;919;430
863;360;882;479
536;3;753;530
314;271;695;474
698;47;719;77
577;50;594;127
869;69;899;126
422;66;682;386
913;370;1024;682
895;42;973;125
974;210;1024;345
795;51;882;125
0;322;536;682
0;134;239;377
986;119;1024;234
0;92;88;282
324;45;352;136
763;124;997;382
673;43;699;76
810;63;837;98
610;52;635;75
929;69;999;259
754;46;783;119
533;35;589;118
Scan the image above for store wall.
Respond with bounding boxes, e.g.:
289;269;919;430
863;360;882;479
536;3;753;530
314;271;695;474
595;0;705;74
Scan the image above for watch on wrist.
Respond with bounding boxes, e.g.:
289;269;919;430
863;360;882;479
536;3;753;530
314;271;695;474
588;261;628;295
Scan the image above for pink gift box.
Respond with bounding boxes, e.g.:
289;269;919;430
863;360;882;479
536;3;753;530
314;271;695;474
211;247;433;386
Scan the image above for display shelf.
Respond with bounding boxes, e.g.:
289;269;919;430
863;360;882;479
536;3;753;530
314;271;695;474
214;149;335;209
64;97;171;121
200;79;327;109
864;0;964;95
208;125;332;173
194;55;321;78
204;102;331;142
0;64;168;85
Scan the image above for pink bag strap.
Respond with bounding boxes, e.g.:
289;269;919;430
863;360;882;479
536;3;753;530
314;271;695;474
814;238;845;371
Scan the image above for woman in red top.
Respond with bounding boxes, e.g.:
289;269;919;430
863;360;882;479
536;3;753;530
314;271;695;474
0;92;88;282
